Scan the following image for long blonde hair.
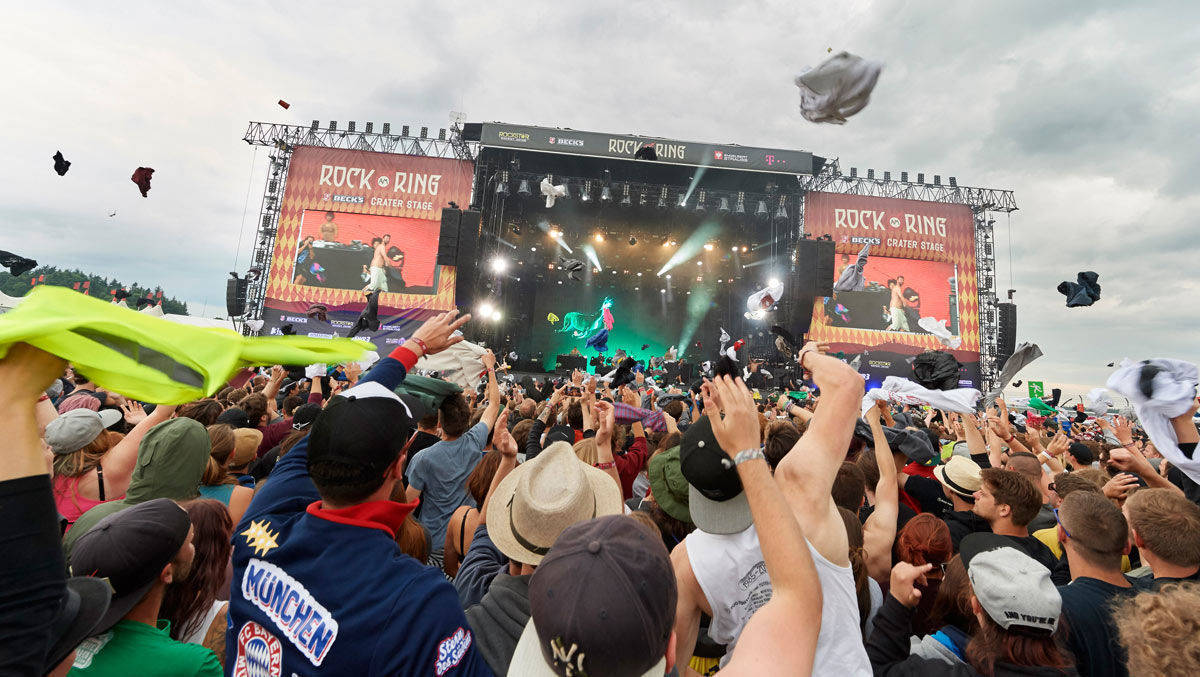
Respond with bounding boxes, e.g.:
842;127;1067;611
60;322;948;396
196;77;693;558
52;434;113;479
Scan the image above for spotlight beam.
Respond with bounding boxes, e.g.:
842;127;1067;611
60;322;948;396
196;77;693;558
582;244;602;272
657;222;722;276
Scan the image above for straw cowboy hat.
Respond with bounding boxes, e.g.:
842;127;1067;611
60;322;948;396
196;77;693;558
486;441;623;565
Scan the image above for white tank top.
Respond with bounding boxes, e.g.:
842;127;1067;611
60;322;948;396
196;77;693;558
685;526;871;675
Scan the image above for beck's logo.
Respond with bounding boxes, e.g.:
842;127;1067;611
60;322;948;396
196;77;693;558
714;150;724;160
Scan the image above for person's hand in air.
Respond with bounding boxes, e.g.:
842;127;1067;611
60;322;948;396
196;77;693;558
409;309;471;356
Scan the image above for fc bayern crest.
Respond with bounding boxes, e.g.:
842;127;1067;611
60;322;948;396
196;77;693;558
234;621;283;677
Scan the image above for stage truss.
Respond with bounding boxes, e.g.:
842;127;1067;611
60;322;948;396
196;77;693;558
238;121;481;328
799;159;1017;391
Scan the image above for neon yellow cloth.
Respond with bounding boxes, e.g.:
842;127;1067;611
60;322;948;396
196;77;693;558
0;286;369;404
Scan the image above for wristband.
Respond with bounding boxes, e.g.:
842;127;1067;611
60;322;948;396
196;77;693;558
1003;435;1015;443
37;394;50;402
593;461;615;470
410;337;430;355
731;448;766;467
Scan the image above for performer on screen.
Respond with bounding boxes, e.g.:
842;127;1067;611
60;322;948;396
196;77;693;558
319;211;340;242
385;246;407;291
293;235;325;285
360;234;391;295
884;278;911;331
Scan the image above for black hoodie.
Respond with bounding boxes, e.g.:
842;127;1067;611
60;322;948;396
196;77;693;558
942;509;992;552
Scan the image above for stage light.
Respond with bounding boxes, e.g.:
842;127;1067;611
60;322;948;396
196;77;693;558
755;200;769;220
695;190;706;211
478;302;494;318
696;261;703;266
531;246;537;251
665;274;672;279
769;278;780;287
703;243;715;252
741;246;748;253
629;236;637;245
594;233;604;243
662;241;671;248
660;289;666;294
774;197;788;222
638;191;647;207
731;245;738;252
420;127;428;138
517;179;532;197
581;180;592;202
548;227;562;239
620;184;631;207
490;257;508;273
717;197;730;213
600;186;612;202
495;171;509;196
637;272;643;277
735;191;746;214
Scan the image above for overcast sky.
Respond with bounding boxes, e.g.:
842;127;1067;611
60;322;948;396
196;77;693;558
2;1;1197;396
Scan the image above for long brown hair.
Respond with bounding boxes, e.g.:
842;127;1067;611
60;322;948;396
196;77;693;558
466;450;502;506
928;555;976;635
396;514;430;563
965;603;1073;676
161;499;233;640
838;507;872;637
201;424;237;486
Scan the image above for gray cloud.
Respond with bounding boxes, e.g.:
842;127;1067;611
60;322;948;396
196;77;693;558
2;0;1198;393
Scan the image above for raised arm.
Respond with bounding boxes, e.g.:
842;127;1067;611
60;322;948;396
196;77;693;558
480;350;501;431
863;401;898;583
1108;417;1184;494
0;344;66;481
480;409;518;525
775;343;864;561
262;365;285;419
591;400;622;490
706;376;822;677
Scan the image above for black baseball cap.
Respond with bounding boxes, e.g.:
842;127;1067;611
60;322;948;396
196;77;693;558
307;381;426;485
69;498;192;634
291;403;321;430
510;515;676;676
679;416;751;534
216;407;252;429
43;577;113;672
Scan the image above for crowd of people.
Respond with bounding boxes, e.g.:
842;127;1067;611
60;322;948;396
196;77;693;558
3;309;1200;676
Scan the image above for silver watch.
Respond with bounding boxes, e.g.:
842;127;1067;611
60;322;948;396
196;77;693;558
733;448;766;466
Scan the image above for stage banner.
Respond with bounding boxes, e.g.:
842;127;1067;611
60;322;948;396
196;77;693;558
803;192;981;386
263;146;473;344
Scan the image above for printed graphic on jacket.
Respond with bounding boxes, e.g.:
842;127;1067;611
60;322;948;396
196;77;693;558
242;558;339;665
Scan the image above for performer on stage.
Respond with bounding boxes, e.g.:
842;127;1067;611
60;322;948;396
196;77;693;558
361;234;391;295
319;211;340;242
885;278;911;331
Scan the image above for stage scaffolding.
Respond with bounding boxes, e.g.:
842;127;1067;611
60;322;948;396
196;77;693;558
798;159;1018;392
238;121;481;329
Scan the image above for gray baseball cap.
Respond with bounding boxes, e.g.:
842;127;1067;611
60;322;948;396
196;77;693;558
960;533;1062;634
45;408;122;455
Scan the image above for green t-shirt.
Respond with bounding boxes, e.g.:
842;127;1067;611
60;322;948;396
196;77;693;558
68;619;222;677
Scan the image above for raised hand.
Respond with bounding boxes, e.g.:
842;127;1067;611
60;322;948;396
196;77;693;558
481;349;497;371
703;376;760;456
492;409;518;458
889;562;934;609
0;344;66;404
409;309;471;356
593;400;616;448
1102;473;1140;502
121;401;147;426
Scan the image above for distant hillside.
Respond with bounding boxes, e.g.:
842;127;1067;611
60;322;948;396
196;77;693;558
0;265;189;315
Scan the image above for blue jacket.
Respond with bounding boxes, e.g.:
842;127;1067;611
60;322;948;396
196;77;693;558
225;346;493;676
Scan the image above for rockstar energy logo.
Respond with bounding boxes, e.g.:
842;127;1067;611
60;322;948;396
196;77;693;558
498;131;530;143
